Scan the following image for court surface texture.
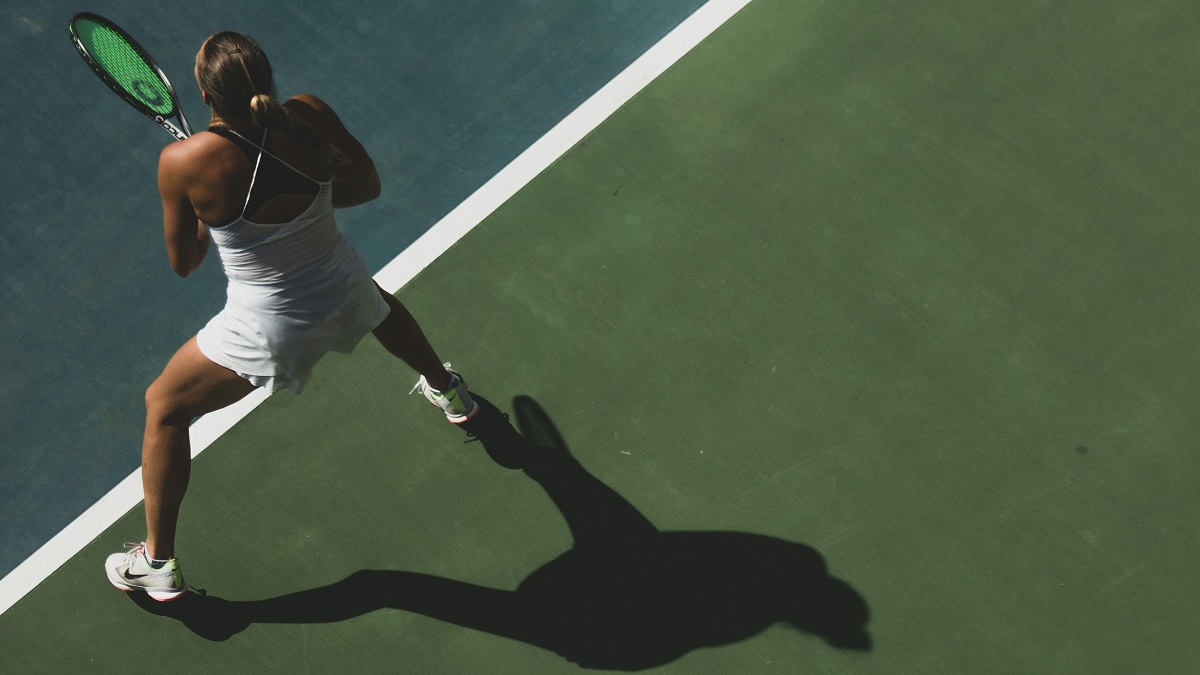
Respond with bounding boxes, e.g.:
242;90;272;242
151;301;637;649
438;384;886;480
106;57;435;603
2;1;1199;672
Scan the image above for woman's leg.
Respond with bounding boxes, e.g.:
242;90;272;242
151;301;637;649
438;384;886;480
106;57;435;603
371;283;452;391
371;284;478;423
142;336;256;560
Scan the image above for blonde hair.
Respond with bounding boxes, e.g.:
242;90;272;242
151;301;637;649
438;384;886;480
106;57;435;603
197;32;349;167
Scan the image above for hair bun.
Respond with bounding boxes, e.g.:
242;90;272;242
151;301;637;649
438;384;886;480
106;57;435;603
249;92;275;111
248;93;281;128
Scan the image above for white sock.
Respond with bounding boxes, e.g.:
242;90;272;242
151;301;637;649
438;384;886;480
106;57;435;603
144;548;170;568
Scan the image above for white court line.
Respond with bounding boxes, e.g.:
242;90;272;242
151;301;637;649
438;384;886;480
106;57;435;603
0;0;752;617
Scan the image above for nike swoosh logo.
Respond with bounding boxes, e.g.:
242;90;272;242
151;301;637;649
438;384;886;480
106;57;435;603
123;570;149;580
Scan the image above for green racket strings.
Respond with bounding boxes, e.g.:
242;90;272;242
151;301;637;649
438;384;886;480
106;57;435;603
74;19;175;116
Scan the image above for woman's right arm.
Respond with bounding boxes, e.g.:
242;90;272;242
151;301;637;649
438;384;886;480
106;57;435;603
158;142;211;277
285;93;381;208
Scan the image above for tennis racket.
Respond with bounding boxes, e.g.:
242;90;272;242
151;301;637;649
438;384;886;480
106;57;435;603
69;13;194;141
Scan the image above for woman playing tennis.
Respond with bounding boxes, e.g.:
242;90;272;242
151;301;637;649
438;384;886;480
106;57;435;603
104;31;478;601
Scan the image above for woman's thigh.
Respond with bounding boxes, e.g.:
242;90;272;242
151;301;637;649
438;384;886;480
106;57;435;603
146;336;258;424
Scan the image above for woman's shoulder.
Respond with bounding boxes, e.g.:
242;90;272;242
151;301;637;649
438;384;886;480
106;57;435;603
282;94;344;132
159;130;230;170
285;93;333;112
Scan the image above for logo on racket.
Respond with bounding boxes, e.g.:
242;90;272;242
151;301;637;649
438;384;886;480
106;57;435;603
131;79;166;108
150;115;188;141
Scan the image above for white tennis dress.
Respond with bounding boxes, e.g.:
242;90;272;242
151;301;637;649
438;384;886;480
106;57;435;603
195;130;390;394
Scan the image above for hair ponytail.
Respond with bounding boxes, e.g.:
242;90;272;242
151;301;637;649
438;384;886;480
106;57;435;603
198;31;349;167
249;93;350;167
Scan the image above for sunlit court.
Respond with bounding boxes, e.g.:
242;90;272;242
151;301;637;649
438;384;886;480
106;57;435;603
2;1;1198;671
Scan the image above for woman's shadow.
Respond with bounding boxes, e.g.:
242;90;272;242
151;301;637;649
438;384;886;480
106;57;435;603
133;395;871;670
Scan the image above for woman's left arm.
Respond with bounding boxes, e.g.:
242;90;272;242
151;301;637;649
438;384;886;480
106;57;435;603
158;143;210;278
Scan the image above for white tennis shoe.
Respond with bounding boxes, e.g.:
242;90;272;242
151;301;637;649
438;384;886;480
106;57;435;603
104;542;187;602
411;364;479;424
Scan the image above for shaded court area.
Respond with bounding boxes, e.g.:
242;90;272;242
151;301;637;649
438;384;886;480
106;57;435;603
4;0;1200;672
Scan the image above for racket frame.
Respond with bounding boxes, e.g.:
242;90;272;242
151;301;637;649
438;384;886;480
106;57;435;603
68;12;194;141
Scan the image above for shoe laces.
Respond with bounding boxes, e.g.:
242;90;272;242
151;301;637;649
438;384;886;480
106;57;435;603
119;542;147;564
409;363;455;397
409;376;431;397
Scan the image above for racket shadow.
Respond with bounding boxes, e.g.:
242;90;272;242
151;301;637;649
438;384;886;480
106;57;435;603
130;395;871;668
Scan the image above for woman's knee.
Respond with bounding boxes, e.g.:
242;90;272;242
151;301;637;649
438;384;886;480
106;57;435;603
145;377;191;428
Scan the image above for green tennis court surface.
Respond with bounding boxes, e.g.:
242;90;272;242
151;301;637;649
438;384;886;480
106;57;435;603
4;0;1199;671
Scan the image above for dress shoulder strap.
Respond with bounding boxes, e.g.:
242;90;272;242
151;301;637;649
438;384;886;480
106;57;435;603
225;128;321;184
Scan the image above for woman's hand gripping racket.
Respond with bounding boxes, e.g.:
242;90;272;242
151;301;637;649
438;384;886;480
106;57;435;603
69;13;194;141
